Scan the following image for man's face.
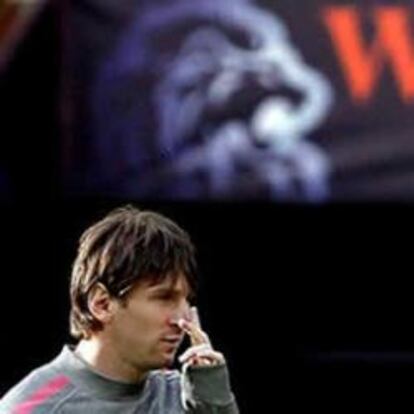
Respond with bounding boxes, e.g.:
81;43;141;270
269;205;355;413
107;273;191;372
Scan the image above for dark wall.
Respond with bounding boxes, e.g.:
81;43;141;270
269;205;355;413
0;2;60;203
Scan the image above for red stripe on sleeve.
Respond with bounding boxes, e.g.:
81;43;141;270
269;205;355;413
13;375;71;414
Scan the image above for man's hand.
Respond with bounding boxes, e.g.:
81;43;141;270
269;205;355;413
178;307;225;367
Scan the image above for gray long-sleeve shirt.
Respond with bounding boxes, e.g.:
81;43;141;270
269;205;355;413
0;346;238;413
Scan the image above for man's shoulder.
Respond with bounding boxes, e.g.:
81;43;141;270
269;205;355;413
0;361;75;413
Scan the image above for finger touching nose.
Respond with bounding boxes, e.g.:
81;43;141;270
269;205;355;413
169;302;191;327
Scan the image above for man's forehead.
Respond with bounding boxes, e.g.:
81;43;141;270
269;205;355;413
145;273;191;293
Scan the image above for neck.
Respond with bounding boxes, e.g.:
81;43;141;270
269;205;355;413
75;336;148;384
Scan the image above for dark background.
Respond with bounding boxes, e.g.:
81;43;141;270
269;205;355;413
1;2;414;413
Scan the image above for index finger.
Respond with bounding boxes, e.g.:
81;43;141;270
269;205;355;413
179;319;208;346
190;307;201;329
178;308;211;346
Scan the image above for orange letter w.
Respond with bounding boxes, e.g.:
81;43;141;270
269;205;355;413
323;7;414;103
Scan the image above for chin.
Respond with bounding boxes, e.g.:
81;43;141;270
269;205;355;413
148;354;174;370
162;355;175;368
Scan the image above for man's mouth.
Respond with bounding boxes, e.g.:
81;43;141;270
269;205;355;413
161;336;182;345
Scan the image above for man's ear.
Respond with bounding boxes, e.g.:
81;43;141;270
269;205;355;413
87;283;116;325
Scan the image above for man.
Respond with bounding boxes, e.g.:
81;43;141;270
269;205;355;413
0;205;238;413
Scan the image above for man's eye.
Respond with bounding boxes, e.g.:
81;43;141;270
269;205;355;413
156;293;174;301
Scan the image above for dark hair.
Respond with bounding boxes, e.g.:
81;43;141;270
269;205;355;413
69;205;197;339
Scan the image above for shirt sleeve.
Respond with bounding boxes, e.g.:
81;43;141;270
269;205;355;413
181;364;239;414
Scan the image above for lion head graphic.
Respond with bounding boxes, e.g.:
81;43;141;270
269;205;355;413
92;0;333;201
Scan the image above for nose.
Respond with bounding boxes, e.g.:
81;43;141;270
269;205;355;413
169;300;191;328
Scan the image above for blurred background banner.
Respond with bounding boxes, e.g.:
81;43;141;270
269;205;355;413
62;0;414;201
